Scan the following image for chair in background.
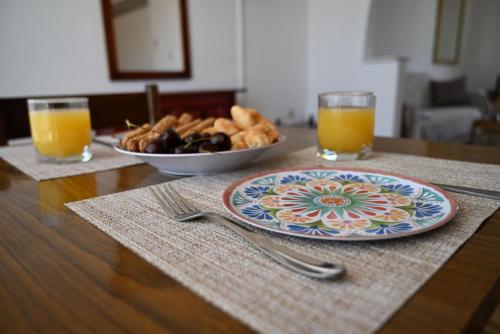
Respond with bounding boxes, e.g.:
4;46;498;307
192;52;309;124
487;75;500;102
485;74;500;122
470;119;500;146
0;84;159;145
470;77;500;146
401;72;487;143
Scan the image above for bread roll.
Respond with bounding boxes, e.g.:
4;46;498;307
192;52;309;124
201;127;218;136
191;117;215;133
214;118;241;136
178;113;193;125
175;119;202;133
139;131;161;152
231;131;246;144
152;115;177;133
121;104;280;153
244;129;271;148
121;124;151;147
125;130;151;152
232;140;248;150
231;105;261;129
125;139;139;152
250;121;279;142
181;118;215;138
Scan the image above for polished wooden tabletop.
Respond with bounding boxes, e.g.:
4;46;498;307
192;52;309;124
1;128;499;334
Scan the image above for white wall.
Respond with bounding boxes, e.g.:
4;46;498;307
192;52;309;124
307;0;401;137
367;0;500;90
461;0;500;90
0;0;240;97
0;0;402;136
366;0;461;80
241;0;401;136
240;0;309;124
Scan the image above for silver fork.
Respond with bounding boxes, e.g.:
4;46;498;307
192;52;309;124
151;184;345;280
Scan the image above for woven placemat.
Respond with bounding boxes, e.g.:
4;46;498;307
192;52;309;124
66;147;500;333
0;143;142;181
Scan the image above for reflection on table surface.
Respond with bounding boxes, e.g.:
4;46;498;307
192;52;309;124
0;128;499;334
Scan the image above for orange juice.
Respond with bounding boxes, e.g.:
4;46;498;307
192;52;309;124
29;109;92;158
317;107;374;153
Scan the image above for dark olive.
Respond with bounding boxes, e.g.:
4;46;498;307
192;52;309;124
198;142;218;153
174;145;198;154
145;139;163;154
210;132;231;151
183;133;202;145
159;128;181;152
183;133;210;150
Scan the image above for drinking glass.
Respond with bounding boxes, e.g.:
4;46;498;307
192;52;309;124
28;98;93;163
317;91;375;161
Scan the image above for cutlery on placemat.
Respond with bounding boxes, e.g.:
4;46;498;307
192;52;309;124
150;184;345;280
433;183;500;201
93;136;119;147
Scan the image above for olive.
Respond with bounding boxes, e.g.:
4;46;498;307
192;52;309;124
183;133;202;145
145;139;164;154
210;132;231;151
198;142;218;153
174;145;198;154
183;133;209;150
159;129;181;152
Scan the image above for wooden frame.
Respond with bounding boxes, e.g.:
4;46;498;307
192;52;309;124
101;0;191;80
433;0;466;65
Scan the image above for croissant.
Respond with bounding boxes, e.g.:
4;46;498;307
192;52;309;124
244;129;271;148
201;126;219;136
231;105;261;129
231;131;246;144
120;104;280;153
232;140;248;150
250;121;279;142
214;118;241;136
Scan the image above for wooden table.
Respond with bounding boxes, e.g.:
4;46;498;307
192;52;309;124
1;128;499;333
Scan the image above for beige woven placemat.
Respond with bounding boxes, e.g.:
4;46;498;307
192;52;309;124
0;143;143;181
66;147;500;334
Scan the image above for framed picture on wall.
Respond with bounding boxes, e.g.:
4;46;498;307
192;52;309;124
101;0;191;80
433;0;466;65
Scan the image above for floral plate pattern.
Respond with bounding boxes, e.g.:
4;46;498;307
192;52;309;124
222;167;458;241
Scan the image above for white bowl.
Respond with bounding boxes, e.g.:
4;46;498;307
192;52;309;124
114;136;286;175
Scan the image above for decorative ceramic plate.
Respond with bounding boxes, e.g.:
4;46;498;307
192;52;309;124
223;167;458;241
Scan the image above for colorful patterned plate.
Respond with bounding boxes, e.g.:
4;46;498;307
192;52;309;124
222;167;458;241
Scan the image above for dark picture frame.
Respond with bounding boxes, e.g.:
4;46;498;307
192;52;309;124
101;0;191;80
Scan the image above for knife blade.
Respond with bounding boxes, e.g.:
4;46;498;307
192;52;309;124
433;183;500;201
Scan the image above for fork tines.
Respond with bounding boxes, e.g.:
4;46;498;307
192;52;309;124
151;184;196;216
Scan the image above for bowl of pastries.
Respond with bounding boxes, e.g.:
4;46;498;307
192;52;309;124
114;105;285;175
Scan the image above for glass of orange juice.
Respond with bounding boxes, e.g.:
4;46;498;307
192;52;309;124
317;91;375;161
28;98;92;163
